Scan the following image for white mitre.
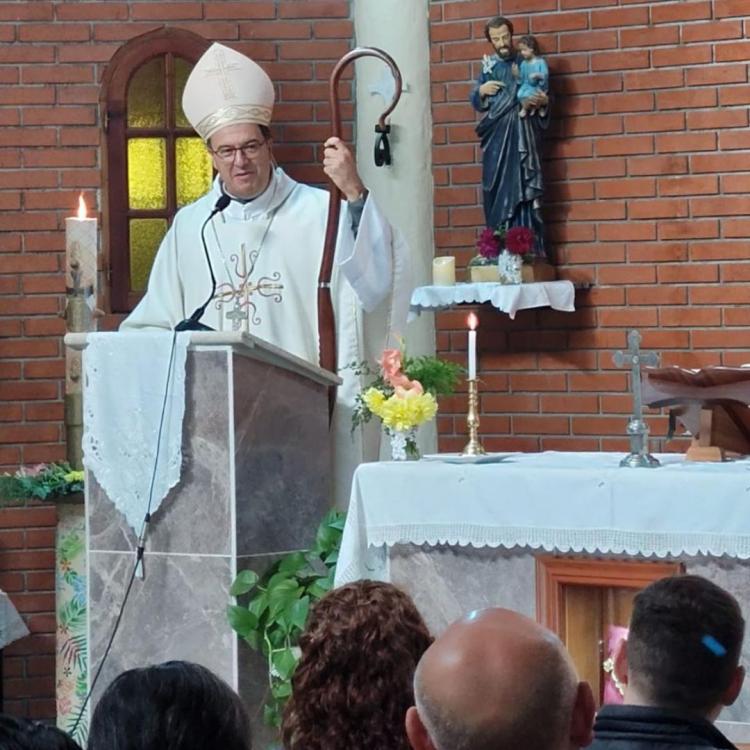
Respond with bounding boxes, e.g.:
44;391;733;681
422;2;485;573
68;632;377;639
182;42;275;141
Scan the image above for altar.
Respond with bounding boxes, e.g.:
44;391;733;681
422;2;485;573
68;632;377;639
335;451;750;745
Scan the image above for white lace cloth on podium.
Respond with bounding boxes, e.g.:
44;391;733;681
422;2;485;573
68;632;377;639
409;280;575;320
82;331;190;533
335;451;750;585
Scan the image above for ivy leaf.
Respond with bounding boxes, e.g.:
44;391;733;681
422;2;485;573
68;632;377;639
272;647;298;681
272;681;292;699
243;631;261;651
230;570;259;597
248;591;270;621
278;552;307;574
226;605;257;638
263;703;280;727
269;580;303;620
288;595;310;632
323;549;339;566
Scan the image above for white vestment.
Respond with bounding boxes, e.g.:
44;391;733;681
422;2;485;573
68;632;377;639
122;168;412;506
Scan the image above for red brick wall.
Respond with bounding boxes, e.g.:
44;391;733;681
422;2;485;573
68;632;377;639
431;1;750;453
0;503;57;719
0;0;355;469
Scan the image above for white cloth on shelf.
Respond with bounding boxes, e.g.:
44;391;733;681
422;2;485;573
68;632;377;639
335;451;750;585
409;280;575;320
82;331;190;533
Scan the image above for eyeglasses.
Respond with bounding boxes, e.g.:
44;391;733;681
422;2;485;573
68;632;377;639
209;140;267;162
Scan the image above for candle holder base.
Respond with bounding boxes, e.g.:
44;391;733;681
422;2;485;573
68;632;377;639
461;378;485;456
461;438;486;456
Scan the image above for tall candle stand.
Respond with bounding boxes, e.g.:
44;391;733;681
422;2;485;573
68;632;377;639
462;379;485;456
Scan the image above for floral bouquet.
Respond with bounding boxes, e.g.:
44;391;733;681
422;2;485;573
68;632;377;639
352;345;462;460
469;225;537;284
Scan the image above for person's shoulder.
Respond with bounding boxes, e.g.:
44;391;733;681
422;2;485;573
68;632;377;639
172;188;218;225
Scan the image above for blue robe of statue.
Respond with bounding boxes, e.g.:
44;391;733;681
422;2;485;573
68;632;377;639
470;54;549;258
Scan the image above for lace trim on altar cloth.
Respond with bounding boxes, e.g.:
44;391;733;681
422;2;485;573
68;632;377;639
335;525;750;586
82;332;191;533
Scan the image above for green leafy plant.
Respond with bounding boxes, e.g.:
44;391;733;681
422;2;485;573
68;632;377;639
0;463;84;504
227;509;345;728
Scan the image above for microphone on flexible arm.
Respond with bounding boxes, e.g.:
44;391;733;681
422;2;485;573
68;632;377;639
174;192;232;332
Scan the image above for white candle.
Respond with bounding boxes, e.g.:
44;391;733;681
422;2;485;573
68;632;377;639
467;312;478;380
65;194;97;293
432;256;456;286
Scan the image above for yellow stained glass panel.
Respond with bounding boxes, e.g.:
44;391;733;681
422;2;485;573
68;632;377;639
128;138;166;210
174;56;191;129
130;218;167;291
176;137;213;207
127;57;165;128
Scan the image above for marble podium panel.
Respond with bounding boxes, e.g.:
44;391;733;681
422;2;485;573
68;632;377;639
73;332;338;745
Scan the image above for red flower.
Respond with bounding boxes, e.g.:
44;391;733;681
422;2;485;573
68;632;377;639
505;226;535;256
476;227;501;259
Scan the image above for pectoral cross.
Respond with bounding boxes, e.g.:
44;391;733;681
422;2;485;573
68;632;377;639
214;243;284;331
613;330;661;468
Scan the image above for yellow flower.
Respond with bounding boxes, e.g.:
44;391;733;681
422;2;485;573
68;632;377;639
379;390;437;431
363;387;386;415
64;470;84;483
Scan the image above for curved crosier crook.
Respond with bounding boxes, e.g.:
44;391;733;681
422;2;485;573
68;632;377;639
318;47;403;406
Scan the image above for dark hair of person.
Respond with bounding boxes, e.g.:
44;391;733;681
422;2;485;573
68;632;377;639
281;580;433;750
207;123;272;149
628;575;745;714
87;660;251;750
516;35;540;55
484;16;514;42
0;714;82;750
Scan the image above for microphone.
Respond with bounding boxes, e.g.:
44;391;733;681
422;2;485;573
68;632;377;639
175;193;232;332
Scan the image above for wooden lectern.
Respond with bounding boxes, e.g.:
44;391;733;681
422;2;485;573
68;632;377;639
642;366;750;461
65;331;339;744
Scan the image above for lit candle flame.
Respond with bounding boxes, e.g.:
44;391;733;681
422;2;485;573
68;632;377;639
467;312;478;331
77;194;87;220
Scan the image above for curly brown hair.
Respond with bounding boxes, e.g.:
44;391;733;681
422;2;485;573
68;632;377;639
281;580;432;750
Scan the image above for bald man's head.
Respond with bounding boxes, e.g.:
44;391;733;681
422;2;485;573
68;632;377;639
406;608;594;750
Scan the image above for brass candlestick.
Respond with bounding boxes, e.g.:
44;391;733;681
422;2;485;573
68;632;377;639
462;378;486;456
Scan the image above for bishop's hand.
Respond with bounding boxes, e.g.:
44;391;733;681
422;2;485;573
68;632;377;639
323;137;366;202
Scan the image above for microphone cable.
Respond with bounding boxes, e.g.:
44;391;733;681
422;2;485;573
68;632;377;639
70;328;180;738
175;193;232;331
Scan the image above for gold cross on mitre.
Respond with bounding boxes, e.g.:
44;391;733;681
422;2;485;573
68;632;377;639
214;244;284;331
203;46;242;99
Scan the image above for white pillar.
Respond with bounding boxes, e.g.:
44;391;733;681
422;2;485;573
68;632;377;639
353;0;437;452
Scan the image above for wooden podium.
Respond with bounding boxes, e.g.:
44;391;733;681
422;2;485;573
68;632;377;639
65;331;339;742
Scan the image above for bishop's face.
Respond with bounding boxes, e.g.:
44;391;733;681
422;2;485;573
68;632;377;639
209;122;273;200
488;24;513;60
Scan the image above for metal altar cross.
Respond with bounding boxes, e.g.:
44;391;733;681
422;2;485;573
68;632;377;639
613;329;661;468
204;47;241;99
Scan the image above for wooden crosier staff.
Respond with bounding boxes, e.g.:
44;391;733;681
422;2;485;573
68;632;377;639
318;47;403;401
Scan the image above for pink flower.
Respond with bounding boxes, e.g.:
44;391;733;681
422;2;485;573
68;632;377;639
378;348;403;381
476;227;501;259
378;348;423;392
395;382;424;397
505;226;535;256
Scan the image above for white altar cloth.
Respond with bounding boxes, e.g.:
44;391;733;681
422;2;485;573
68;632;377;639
408;280;575;320
335;451;750;585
